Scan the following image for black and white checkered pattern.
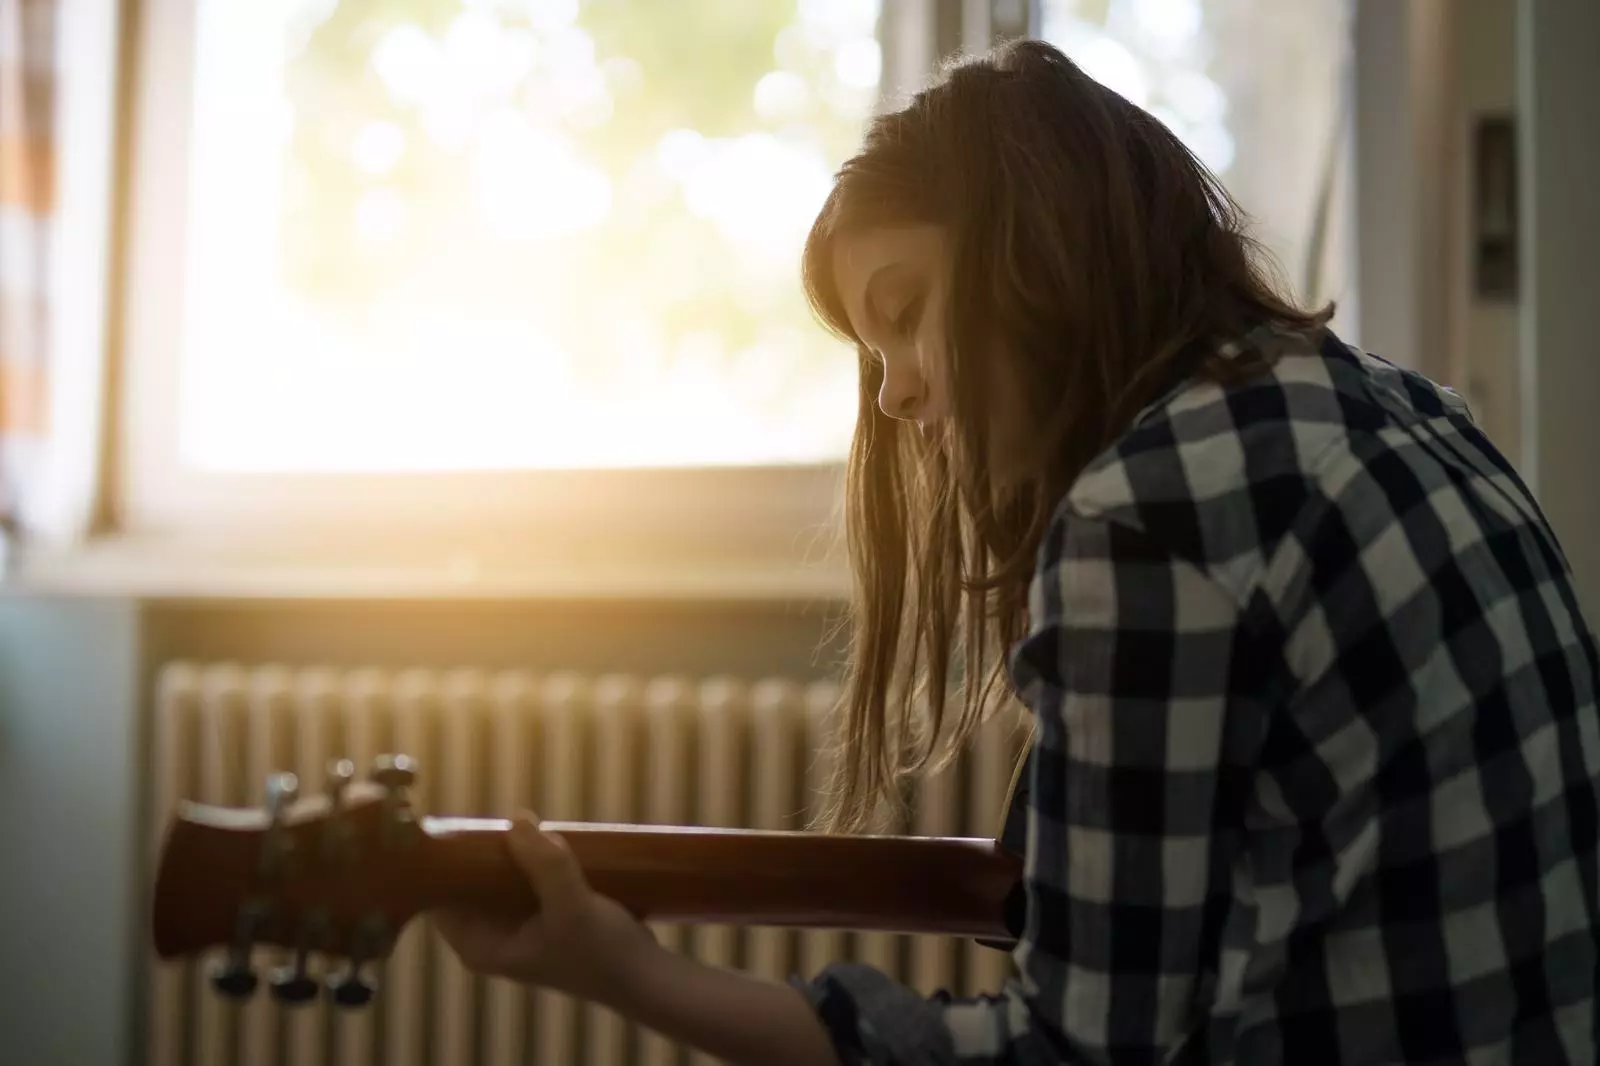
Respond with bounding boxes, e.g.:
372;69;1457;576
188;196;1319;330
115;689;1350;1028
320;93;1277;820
796;325;1599;1064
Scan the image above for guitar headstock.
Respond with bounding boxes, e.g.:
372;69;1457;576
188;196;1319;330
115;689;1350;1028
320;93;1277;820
152;754;430;1008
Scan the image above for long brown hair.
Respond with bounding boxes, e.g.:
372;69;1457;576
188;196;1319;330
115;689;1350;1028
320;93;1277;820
802;39;1332;833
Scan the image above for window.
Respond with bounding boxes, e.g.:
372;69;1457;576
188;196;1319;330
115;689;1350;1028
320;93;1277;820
119;0;1352;552
121;0;886;546
177;0;878;474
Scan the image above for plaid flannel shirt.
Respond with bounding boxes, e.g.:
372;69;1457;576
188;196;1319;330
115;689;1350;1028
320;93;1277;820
796;325;1600;1064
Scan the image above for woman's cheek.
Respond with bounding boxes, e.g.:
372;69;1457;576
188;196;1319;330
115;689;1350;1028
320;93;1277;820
916;339;954;421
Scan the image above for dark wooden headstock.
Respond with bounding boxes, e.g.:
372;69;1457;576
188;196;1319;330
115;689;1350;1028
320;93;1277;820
151;755;468;1006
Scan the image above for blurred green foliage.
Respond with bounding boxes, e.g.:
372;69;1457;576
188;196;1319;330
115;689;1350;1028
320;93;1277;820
276;0;873;397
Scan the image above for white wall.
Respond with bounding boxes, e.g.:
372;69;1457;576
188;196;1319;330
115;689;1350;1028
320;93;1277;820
1354;0;1594;618
1450;0;1521;465
1353;0;1436;373
0;600;141;1066
1517;0;1600;617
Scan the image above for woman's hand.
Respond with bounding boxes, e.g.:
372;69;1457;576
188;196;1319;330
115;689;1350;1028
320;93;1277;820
431;813;658;1006
434;812;840;1066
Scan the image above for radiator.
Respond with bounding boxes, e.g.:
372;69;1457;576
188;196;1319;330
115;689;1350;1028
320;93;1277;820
145;662;1029;1066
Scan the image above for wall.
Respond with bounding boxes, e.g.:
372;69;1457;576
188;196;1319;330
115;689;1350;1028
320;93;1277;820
1352;0;1430;371
1353;0;1520;445
1354;0;1599;620
1451;0;1521;463
1517;0;1600;617
138;598;845;682
0;598;141;1066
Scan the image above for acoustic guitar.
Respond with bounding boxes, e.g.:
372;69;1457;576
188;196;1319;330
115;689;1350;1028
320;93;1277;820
151;751;1031;1008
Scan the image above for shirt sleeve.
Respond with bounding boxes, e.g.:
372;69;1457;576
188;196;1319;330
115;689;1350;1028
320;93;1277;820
794;507;1247;1065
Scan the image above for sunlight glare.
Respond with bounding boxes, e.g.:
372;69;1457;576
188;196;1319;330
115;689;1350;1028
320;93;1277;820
546;25;598;74
833;36;882;90
473;108;612;239
1078;35;1148;106
444;10;534;100
370;23;442;107
524;0;580;35
731;340;798;407
1187;121;1235;173
182;0;870;473
1166;70;1226;125
753;70;811;121
772;25;810;71
423;92;480;151
679;134;834;256
285;0;337;57
603;56;645;96
349;120;406;176
354;187;406;241
656;128;710;181
1129;0;1202;45
1150;104;1184;136
799;0;880;36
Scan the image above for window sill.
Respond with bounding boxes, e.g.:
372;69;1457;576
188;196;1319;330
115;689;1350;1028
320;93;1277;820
1;533;853;604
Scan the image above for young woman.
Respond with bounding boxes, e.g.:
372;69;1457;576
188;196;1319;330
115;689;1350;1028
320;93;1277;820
436;39;1599;1064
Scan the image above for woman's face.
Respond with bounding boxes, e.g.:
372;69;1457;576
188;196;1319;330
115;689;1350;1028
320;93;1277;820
831;224;1029;483
831;224;953;428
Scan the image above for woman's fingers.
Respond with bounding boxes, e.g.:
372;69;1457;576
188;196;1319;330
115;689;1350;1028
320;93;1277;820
432;812;593;983
507;812;584;904
431;909;478;953
432;908;512;971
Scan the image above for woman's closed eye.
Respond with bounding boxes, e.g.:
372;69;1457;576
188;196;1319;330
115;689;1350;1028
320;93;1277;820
890;295;925;339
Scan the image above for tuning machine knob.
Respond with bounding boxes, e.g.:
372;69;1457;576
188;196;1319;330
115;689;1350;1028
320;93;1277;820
270;968;319;1005
371;754;419;847
270;966;316;998
260;772;300;877
322;759;357;859
270;911;327;1006
371;753;416;791
208;900;270;1000
326;914;388;1010
327;758;355;802
266;771;300;814
329;971;377;1009
210;962;259;999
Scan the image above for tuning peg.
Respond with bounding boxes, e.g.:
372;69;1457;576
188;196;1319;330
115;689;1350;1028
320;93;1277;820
270;967;319;1005
323;759;357;859
371;754;419;847
261;772;300;877
271;912;326;1006
209;900;269;1000
325;914;387;1010
326;759;355;802
209;959;259;999
327;969;377;1009
371;754;416;790
265;772;300;815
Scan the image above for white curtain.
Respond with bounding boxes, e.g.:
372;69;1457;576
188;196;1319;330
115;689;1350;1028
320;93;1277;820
0;0;120;565
0;0;55;560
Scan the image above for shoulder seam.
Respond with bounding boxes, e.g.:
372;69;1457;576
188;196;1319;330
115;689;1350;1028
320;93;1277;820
1053;430;1353;615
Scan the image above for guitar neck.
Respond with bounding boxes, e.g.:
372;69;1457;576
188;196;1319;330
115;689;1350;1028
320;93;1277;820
417;819;1024;939
149;767;1035;961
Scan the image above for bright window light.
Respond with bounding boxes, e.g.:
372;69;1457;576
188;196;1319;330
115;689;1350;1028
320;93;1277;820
178;0;879;473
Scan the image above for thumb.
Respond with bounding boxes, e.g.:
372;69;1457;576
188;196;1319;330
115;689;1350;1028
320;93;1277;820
506;812;584;904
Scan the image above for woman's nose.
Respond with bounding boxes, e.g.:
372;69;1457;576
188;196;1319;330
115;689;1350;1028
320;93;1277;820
877;359;926;422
